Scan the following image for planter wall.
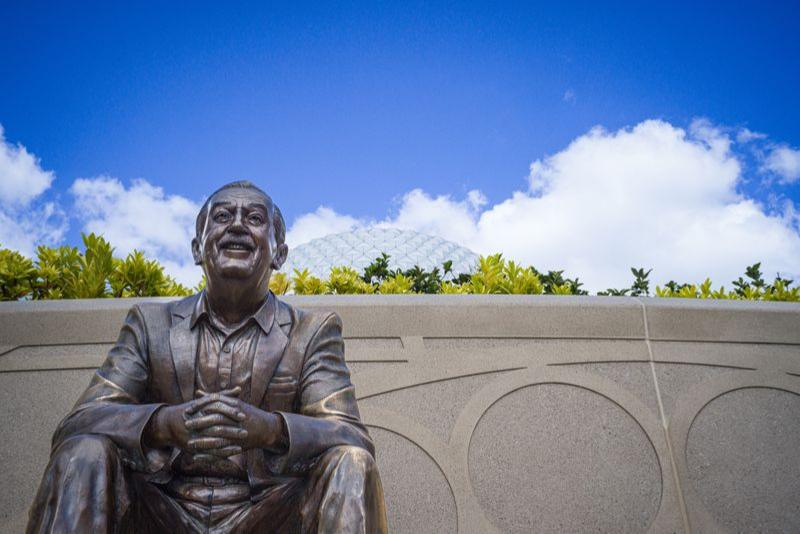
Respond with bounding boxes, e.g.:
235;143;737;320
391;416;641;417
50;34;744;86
1;296;799;533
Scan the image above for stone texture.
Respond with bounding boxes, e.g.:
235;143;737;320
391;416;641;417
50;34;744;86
654;362;747;417
0;369;95;533
369;428;457;534
347;362;406;377
642;298;800;344
0;343;113;372
651;340;800;374
423;338;649;368
1;297;798;533
469;384;661;533
285;295;646;339
423;337;546;349
361;372;512;442
344;337;403;350
0;295;647;343
561;362;661;416
687;388;800;533
0;297;172;345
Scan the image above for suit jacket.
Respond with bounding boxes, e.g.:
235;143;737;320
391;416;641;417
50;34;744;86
52;292;373;493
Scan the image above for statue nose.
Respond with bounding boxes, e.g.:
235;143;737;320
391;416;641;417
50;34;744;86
228;212;248;233
228;222;247;234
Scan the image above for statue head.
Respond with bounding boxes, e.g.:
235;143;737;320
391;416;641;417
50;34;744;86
192;181;288;294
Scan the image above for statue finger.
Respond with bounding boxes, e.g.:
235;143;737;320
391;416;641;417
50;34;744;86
187;436;236;450
197;401;245;421
208;446;243;458
185;412;241;430
186;395;241;416
196;425;248;440
185;393;227;415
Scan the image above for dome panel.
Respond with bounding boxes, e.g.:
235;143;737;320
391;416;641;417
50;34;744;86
282;228;479;280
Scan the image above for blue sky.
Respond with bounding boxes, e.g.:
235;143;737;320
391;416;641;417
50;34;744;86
1;1;799;291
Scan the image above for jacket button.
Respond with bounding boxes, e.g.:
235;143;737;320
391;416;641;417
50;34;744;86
220;381;228;389
223;346;231;353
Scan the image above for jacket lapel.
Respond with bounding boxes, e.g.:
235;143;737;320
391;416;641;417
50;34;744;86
169;294;200;403
250;297;291;408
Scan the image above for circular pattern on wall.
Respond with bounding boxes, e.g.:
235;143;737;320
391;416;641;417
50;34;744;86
369;427;457;534
469;384;661;533
686;387;800;533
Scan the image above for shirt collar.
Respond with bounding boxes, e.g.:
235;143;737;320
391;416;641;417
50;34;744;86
191;289;275;334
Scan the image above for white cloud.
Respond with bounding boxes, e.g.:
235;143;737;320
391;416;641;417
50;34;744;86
689;118;732;156
480;120;800;290
377;188;486;246
736;128;767;143
0;125;66;255
286;119;800;292
0;202;67;257
763;145;800;184
563;89;576;104
70;177;202;286
285;206;364;248
0;125;55;207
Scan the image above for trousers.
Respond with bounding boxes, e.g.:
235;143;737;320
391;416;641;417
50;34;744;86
27;435;387;534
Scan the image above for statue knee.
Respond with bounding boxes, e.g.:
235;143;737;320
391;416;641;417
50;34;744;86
303;446;385;532
322;445;376;476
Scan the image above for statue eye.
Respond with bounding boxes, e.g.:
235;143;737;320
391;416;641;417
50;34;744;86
248;214;265;224
214;211;232;222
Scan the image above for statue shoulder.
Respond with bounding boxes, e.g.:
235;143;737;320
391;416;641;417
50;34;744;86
127;293;199;327
276;298;342;340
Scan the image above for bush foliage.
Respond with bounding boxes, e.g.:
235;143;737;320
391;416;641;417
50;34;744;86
0;234;194;301
0;235;797;302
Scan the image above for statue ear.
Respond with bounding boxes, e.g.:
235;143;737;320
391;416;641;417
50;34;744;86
272;243;288;270
191;237;203;266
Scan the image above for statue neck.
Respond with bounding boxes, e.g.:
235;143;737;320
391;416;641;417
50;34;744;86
204;280;269;327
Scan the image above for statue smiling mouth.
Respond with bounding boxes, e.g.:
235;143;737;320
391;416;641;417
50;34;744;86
220;240;255;252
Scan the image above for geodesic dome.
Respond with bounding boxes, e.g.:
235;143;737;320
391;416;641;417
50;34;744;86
281;227;479;280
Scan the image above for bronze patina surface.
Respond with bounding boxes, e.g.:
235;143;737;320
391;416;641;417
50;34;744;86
26;181;387;533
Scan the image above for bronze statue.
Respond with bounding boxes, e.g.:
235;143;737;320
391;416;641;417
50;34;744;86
27;181;388;533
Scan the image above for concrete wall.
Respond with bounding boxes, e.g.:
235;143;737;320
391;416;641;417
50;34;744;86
1;296;799;533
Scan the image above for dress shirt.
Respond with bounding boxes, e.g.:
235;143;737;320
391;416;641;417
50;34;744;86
173;291;280;480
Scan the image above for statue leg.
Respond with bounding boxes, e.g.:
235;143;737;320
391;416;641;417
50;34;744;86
26;435;133;534
225;446;388;533
299;445;388;534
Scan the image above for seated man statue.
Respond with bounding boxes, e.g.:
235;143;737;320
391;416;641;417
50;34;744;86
27;181;388;533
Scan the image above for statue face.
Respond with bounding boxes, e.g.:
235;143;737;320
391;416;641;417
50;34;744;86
193;188;282;285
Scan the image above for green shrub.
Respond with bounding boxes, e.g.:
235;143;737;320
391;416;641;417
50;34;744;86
111;250;190;298
1;236;797;302
0;249;36;300
327;266;375;295
269;272;291;295
0;234;191;300
292;269;327;295
653;263;798;302
377;273;414;294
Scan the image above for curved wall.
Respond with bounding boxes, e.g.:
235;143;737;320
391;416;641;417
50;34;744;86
1;296;799;533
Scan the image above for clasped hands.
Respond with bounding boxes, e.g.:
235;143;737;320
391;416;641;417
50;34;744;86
147;386;285;458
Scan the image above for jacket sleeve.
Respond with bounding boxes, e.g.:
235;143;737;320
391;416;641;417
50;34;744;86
271;312;374;474
52;304;168;473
